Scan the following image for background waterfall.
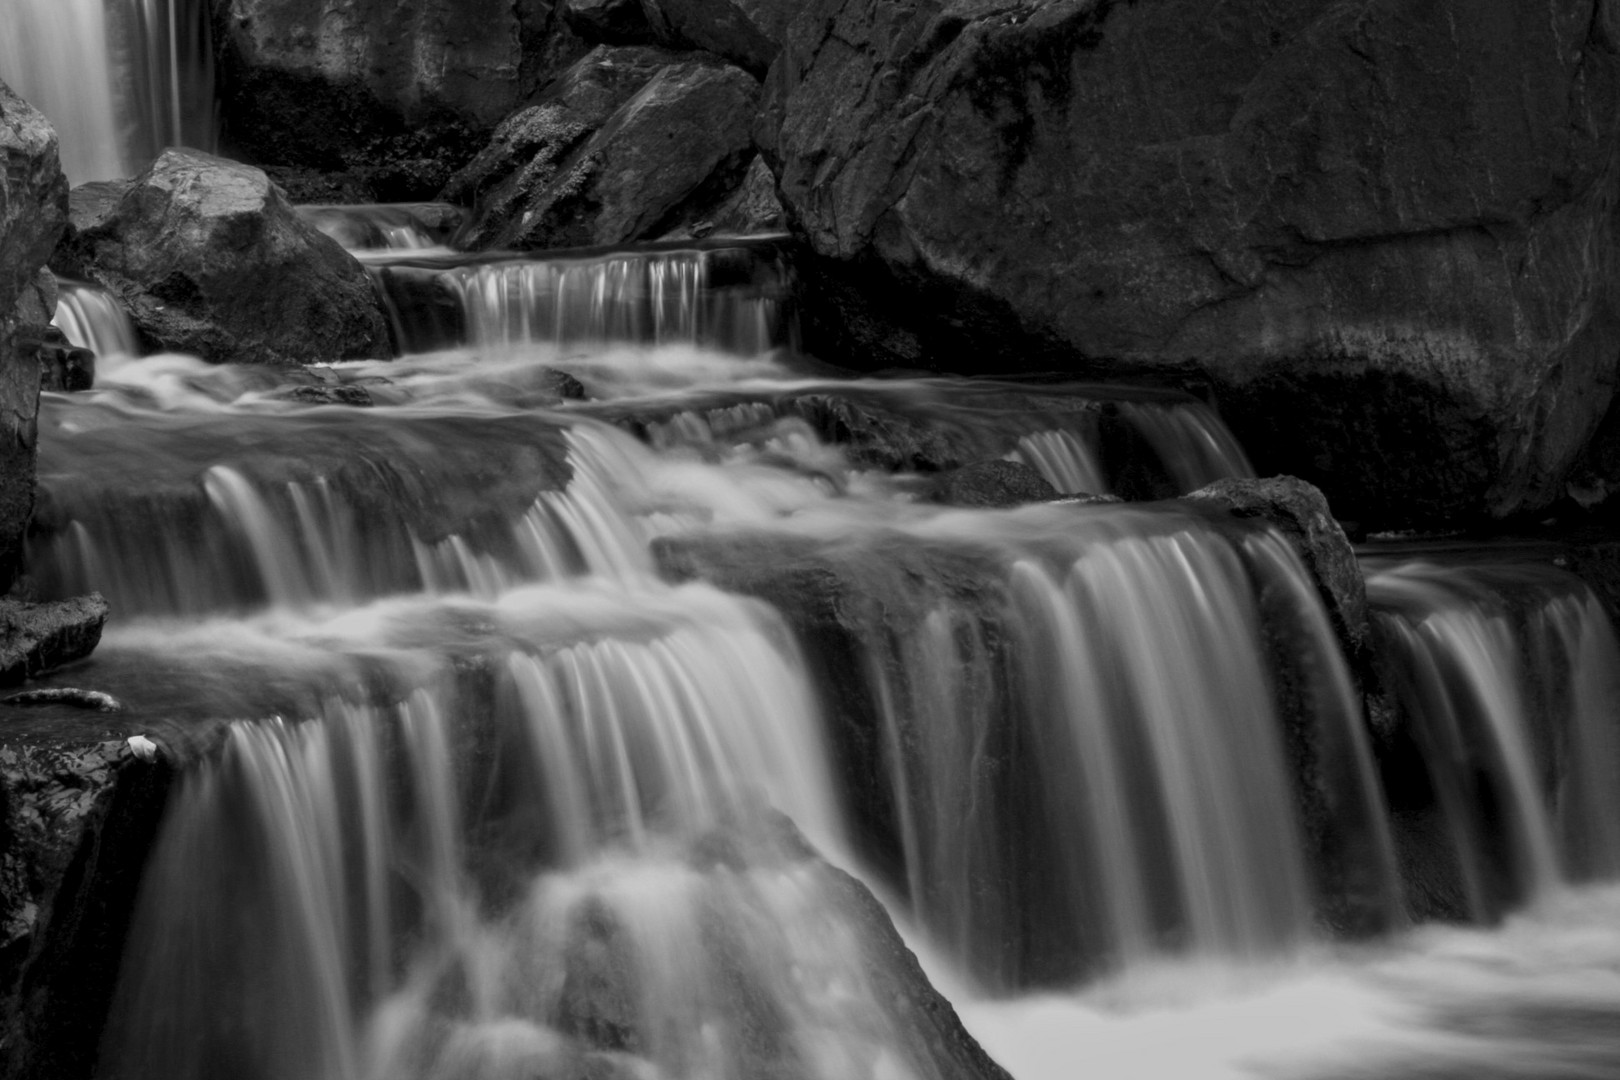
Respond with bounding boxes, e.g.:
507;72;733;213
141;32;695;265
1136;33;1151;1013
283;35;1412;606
0;0;215;183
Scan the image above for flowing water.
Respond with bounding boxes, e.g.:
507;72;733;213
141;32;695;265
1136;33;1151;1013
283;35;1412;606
0;0;214;183
19;212;1620;1080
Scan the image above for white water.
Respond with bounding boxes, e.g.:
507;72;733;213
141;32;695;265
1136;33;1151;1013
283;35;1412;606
17;231;1620;1079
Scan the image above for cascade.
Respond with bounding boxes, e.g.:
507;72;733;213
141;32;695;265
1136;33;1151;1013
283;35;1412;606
9;208;1620;1080
1367;556;1620;919
54;281;142;359
0;0;214;183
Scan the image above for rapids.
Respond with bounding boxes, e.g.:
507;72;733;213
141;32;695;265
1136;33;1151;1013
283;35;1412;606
17;214;1620;1080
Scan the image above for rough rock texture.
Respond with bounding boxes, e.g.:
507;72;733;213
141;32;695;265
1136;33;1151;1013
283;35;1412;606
762;0;1620;530
0;82;68;592
931;459;1057;507
660;153;786;239
456;55;761;250
641;0;797;74
0;595;109;687
563;0;660;43
36;327;96;393
0;724;204;1080
442;45;683;225
1188;475;1368;657
211;0;591;201
51;150;390;366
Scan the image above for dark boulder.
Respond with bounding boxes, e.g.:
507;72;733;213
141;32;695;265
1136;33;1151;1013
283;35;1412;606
761;0;1620;531
212;0;592;201
442;44;685;230
51;150;390;366
562;0;660;44
0;723;206;1080
1188;475;1368;657
0;80;68;591
641;0;797;75
660;153;785;239
0;594;110;686
931;459;1058;507
457;55;761;250
36;327;95;393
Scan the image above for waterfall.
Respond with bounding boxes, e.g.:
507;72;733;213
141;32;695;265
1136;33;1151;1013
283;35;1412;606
54;281;142;359
1368;558;1620;919
0;0;214;183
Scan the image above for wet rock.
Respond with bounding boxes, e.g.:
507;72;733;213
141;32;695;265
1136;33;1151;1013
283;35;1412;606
551;816;1011;1080
0;81;68;591
1187;476;1368;657
761;0;1620;531
36;327;95;393
0;595;110;686
212;0;592;202
1;689;122;712
931;459;1057;508
275;383;375;408
0;725;205;1080
457;55;760;250
51;150;390;366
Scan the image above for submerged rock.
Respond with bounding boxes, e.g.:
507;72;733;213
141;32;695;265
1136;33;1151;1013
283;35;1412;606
761;0;1620;531
454;52;760;250
0;80;68;591
51;150;390;366
0;595;110;686
931;459;1058;507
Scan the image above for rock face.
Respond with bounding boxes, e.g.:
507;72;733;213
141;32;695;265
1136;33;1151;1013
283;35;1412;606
560;0;799;74
51;150;390;366
452;50;760;250
762;0;1620;530
212;0;591;200
0;595;110;687
0;81;68;591
0;726;198;1080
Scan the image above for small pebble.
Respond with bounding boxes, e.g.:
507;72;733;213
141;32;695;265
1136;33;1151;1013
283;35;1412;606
127;734;159;762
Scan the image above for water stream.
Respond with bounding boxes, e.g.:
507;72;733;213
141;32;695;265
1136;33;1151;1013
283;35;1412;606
20;210;1620;1078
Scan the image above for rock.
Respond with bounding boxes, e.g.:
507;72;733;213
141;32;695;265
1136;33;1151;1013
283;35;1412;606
457;56;761;251
931;459;1057;507
1;688;122;712
212;0;593;201
660;154;785;239
442;45;683;221
36;327;95;393
762;0;1620;531
0;594;110;686
51;150;390;366
1187;476;1368;658
549;816;1011;1080
562;0;659;44
274;384;375;407
0;723;205;1080
0;80;68;591
641;0;797;75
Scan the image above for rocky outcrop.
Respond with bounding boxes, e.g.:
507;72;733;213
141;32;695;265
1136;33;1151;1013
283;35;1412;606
560;0;799;75
212;0;592;201
930;459;1057;507
762;0;1620;531
0;726;202;1080
0;81;68;591
453;52;760;250
51;150;390;366
0;595;109;687
1189;476;1369;657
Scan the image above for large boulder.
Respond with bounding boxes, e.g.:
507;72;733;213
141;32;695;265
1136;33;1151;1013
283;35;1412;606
0;81;68;590
761;0;1620;530
454;54;760;250
640;0;798;74
212;0;592;200
51;149;390;366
